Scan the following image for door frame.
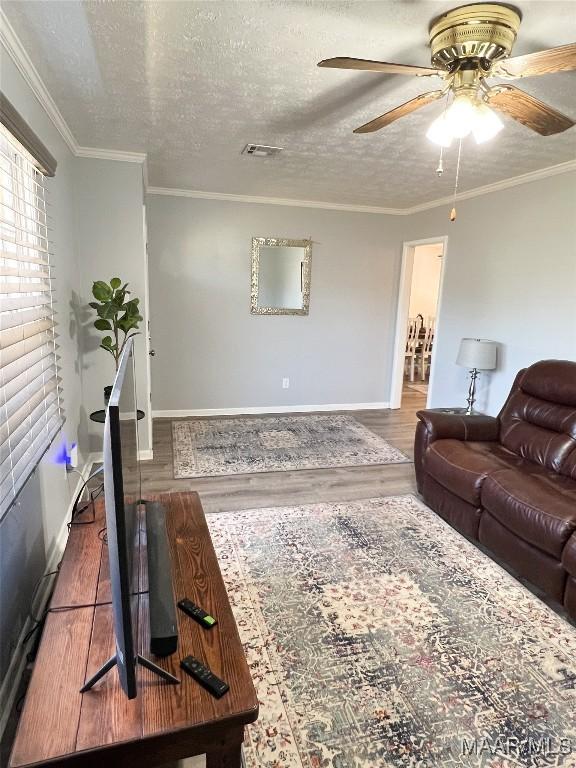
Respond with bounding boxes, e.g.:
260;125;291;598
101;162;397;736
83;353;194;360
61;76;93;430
389;235;449;409
142;202;153;453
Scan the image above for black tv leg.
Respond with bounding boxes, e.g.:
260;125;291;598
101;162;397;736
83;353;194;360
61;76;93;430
80;654;179;692
136;654;180;683
80;655;117;692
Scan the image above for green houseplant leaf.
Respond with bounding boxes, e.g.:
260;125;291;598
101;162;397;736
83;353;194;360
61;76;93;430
94;318;112;331
92;280;112;302
88;278;143;371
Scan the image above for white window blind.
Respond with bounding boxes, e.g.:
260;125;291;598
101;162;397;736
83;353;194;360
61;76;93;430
0;122;63;520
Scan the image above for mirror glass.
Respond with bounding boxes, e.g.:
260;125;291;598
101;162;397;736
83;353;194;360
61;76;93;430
251;238;311;315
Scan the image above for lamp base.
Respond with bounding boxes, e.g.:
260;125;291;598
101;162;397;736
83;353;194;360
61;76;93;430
465;368;480;415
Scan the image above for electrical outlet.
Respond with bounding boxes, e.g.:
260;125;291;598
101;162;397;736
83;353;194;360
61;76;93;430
66;443;79;470
282;377;290;389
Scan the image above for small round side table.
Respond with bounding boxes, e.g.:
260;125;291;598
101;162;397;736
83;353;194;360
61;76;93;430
90;409;146;424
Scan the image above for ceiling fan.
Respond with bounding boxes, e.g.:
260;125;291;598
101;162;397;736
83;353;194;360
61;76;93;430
318;3;576;145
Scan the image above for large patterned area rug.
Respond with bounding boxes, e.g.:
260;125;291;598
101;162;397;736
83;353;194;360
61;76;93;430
207;496;576;768
172;415;408;478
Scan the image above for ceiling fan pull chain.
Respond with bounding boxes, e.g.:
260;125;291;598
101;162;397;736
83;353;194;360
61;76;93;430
450;138;463;222
435;92;452;177
436;146;444;177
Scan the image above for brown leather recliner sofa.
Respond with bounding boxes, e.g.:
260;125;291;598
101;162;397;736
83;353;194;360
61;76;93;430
414;359;576;621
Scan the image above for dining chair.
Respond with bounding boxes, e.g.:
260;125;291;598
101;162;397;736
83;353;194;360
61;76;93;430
419;319;435;381
405;318;418;383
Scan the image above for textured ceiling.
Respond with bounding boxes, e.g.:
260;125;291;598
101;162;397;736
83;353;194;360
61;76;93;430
3;0;576;207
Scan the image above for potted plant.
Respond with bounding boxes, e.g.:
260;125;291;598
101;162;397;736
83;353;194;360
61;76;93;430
89;277;143;402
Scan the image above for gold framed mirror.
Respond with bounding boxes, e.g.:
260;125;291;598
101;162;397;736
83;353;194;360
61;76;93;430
250;237;312;316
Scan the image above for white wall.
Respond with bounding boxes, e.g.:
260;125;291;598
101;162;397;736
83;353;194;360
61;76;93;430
409;172;576;414
0;49;87;712
408;243;443;321
146;195;407;412
73;159;151;455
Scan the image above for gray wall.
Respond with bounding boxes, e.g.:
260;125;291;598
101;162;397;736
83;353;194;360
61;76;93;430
73;158;151;454
146;173;576;418
146;196;407;412
413;172;576;414
0;50;151;725
0;51;87;703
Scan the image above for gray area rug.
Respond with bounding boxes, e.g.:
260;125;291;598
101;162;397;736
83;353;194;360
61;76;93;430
172;414;408;478
208;495;576;767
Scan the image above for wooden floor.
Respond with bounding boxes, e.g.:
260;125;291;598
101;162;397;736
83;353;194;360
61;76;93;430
141;387;426;514
0;388;426;768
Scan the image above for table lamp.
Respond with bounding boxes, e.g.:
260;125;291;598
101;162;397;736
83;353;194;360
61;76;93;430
456;338;497;414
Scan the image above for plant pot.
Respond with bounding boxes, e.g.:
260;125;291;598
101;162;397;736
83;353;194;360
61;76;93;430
104;385;113;405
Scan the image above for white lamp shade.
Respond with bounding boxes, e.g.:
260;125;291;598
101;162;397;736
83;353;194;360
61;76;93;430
426;113;453;147
456;338;497;370
472;104;504;144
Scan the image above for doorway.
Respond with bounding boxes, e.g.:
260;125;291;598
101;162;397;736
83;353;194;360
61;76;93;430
390;236;447;409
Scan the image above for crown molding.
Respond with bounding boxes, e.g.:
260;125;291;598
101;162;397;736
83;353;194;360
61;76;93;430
404;159;576;215
147;157;576;215
141;157;149;191
75;146;147;163
0;9;78;154
1;10;146;166
146;186;405;215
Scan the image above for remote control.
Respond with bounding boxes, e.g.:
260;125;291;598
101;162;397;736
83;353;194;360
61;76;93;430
180;656;229;698
177;598;217;628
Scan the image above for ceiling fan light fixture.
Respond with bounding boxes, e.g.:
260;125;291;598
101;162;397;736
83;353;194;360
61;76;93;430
426;113;453;147
472;103;504;144
320;5;576;152
444;95;476;138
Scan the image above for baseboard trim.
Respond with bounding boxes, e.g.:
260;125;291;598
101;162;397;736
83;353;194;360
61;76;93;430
153;402;390;418
0;454;97;740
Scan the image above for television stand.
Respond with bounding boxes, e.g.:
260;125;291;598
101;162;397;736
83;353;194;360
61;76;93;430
80;652;179;693
10;491;258;768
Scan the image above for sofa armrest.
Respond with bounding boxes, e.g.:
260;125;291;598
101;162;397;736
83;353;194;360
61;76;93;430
416;410;500;443
414;411;500;494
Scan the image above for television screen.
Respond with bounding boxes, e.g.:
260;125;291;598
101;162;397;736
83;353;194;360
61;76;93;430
102;337;141;698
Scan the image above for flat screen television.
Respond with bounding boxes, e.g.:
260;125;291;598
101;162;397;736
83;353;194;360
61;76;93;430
102;337;141;697
80;338;178;699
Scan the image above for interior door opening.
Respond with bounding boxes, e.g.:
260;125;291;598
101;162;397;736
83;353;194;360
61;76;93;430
390;237;447;410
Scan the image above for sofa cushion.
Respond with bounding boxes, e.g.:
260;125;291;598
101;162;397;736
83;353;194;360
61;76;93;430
559;445;576;482
499;360;576;475
564;577;576;621
424;439;519;506
478;512;568;604
562;535;576;577
520;359;576;407
482;468;576;558
422;473;482;540
499;390;576;473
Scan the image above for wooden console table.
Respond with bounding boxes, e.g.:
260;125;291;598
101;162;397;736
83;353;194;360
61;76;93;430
10;492;258;768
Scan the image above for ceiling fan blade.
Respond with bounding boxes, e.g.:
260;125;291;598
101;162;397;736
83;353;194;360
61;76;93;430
318;57;439;77
488;85;575;135
354;90;444;133
493;43;576;78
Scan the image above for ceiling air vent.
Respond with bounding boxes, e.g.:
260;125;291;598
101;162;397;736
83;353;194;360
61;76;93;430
242;144;283;157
